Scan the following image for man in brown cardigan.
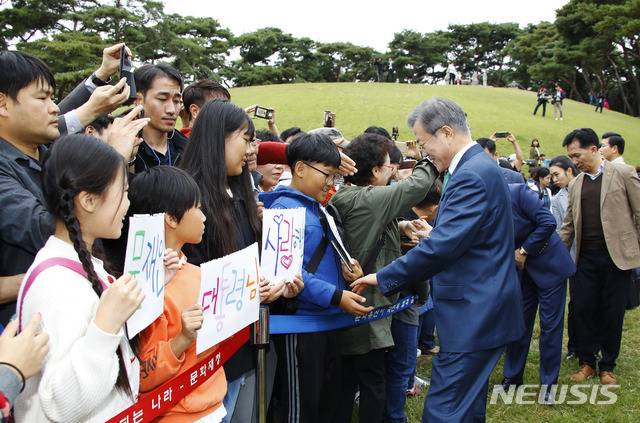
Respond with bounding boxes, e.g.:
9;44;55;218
560;128;640;385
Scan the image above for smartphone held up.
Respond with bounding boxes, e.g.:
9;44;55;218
119;45;137;105
254;106;274;120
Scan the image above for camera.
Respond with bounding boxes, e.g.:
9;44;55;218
494;131;511;138
324;111;336;128
119;45;137;105
254;106;274;120
392;126;399;140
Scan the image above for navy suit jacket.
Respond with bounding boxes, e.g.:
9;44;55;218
509;184;576;288
378;144;524;352
501;167;525;184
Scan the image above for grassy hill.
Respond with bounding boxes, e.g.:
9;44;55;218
230;83;639;166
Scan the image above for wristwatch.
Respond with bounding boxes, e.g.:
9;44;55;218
518;247;528;256
91;73;111;87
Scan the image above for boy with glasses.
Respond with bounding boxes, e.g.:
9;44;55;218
260;132;372;423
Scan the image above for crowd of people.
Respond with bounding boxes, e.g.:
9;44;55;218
0;42;638;423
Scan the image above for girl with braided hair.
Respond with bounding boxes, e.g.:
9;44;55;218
14;134;144;422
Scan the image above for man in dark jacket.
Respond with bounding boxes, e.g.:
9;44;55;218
132;63;188;173
533;87;549;117
502;183;576;402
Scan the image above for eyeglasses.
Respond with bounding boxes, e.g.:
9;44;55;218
417;127;443;151
303;162;340;186
382;164;397;173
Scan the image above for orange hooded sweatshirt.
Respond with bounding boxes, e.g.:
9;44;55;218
138;260;227;422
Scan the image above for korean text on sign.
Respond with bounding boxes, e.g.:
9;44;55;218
196;243;261;354
260;208;305;284
124;213;166;338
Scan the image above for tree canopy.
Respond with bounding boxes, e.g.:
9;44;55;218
2;0;638;116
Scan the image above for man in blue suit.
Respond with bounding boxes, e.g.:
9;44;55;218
476;138;525;184
352;97;524;423
502;184;576;401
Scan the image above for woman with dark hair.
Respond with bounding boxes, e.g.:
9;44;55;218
529;139;542;165
15;135;143;422
528;166;552;209
180;100;261;265
180;100;293;422
549;156;579;233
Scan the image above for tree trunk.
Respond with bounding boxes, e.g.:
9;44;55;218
607;54;633;115
578;67;594;97
621;49;640;116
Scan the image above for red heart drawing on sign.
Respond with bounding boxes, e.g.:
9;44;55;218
280;255;293;269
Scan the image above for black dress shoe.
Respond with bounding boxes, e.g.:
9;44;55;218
501;377;523;391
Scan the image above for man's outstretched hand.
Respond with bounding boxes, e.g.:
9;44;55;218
350;273;378;295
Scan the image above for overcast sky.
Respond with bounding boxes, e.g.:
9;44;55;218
163;0;569;52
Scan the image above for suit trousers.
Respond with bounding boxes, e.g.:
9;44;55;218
574;247;629;372
423;346;504;423
503;271;566;386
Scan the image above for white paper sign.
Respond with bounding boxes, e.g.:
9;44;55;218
124;213;166;339
320;206;353;264
260;208;305;284
196;243;261;354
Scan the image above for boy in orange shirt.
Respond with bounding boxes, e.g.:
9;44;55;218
131;166;227;422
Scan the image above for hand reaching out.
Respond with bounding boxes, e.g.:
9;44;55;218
350;273;378;296
0;314;49;380
338;151;357;177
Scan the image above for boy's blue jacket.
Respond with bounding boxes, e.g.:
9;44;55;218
260;186;345;316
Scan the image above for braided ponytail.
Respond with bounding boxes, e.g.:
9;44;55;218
42;134;133;398
59;190;103;296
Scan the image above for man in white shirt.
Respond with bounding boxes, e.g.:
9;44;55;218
600;132;626;165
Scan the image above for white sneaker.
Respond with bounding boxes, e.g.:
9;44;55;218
414;376;430;387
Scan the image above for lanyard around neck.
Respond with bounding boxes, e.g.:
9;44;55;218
149;142;172;167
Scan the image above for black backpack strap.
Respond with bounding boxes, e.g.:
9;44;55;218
305;214;330;274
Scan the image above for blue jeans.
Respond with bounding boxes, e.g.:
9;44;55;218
222;370;254;423
385;318;418;423
418;309;436;350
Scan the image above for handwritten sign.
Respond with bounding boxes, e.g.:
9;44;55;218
196;243;261;354
261;208;305;284
124;213;166;339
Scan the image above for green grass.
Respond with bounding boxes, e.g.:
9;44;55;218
406;304;640;423
229;83;640;166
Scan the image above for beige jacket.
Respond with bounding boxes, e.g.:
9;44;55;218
560;160;640;270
